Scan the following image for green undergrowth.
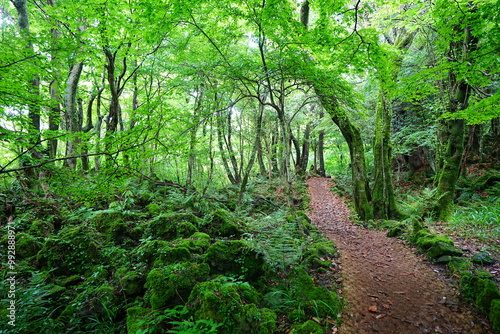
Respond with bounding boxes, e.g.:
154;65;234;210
0;174;342;334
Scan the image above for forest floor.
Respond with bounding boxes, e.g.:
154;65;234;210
306;177;492;334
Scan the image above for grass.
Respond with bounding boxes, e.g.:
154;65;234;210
445;198;500;247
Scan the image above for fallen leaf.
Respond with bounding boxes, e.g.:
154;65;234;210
382;304;390;309
376;314;386;319
368;305;378;313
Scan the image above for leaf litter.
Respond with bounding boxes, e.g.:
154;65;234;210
306;177;492;334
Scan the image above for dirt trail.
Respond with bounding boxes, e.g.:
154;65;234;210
306;177;490;334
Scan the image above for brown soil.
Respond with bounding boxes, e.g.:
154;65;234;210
306;177;492;334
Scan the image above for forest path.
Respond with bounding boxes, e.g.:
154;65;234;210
306;177;490;334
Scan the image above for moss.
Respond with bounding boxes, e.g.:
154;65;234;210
15;233;42;258
205;240;264;280
303;241;337;269
294;319;323;334
126;307;155;334
472;252;495;265
188;278;271;333
490;299;500;333
427;242;463;260
145;262;209;309
174;232;211;253
36;224;103;275
233;304;277;334
460;272;500;312
202;208;243;237
288;309;306;323
447;257;472;274
289;267;342;318
91;210;124;232
149;213;199;241
145;203;162;215
61;275;83;287
386;222;407;237
116;270;145;297
153;246;192;267
28;219;54;237
136;240;170;262
414;230;454;250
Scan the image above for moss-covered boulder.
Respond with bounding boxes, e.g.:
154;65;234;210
187;278;276;334
145;262;209;309
202;208;244;237
115;268;146;297
36;224;103;275
472;252;495;265
289;267;342;318
136;240;170;262
387;222;407;237
173;232;211;253
447;257;472;274
490;299;500;333
14;233;42;259
303;241;337;269
153;246;192;267
126;307;156;334
414;230;454;250
148;213;199;240
91;210;124;231
29;219;55;237
427;242;463;260
294;320;323;334
145;203;162;215
460;272;500;312
205;240;264;280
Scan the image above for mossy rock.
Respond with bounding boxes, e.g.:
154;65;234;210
91;210;125;232
36;224;103;275
116;269;146;297
289;267;342;318
472;252;495;265
153;246;192;267
205;240;264;280
233;304;277;334
173;232;211;253
202;208;244;237
126;307;157;334
460;272;500;312
60;275;83;287
427;242;463;260
29;219;55;237
490;299;500;333
14;233;42;259
294;319;324;334
145;262;209;309
136;240;170;262
447;257;472;274
387;222;407;238
188;278;272;334
148;213;199;241
303;241;337;269
105;220;136;244
435;255;453;264
414;230;454;250
145;203;162;215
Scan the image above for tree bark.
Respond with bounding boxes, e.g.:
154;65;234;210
63;62;84;169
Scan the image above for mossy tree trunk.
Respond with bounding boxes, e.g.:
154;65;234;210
372;31;414;219
433;20;478;221
372;94;401;219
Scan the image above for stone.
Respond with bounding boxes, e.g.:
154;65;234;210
472;252;495;265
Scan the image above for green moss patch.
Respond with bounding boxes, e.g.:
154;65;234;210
145;262;210;309
187;278;276;333
205;240;264;280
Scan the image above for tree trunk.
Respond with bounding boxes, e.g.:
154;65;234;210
317;110;326;177
63;62;84;169
316;87;372;220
